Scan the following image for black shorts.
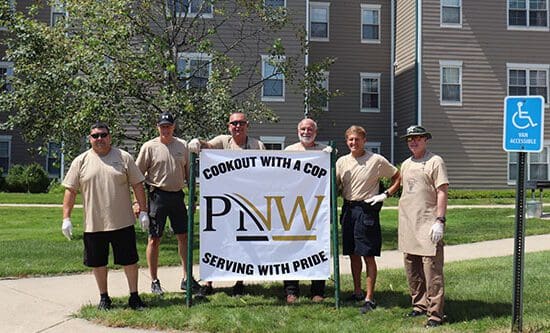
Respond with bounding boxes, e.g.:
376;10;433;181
340;201;382;257
83;225;139;267
148;188;188;237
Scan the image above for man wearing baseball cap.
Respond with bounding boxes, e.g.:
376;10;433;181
135;112;200;296
398;125;449;328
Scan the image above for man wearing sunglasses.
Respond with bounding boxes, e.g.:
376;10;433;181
135;112;200;296
398;125;449;328
62;122;148;310
188;112;265;296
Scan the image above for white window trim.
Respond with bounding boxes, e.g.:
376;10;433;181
361;4;381;44
365;142;381;154
507;142;550;184
0;135;12;174
439;60;463;106
50;0;66;26
440;0;462;28
178;52;212;89
360;72;381;113
506;62;550;106
310;2;330;42
261;55;286;102
170;0;213;19
0;62;14;92
507;0;549;31
264;0;286;8
260;136;286;149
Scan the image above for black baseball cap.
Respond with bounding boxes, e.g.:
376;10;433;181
157;112;175;125
401;125;432;140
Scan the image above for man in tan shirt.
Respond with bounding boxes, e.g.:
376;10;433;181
398;125;449;328
336;125;401;314
135;112;199;296
189;112;264;296
62;122;148;310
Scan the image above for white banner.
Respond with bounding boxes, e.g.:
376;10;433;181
199;149;331;281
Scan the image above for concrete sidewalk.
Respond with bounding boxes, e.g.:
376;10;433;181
1;234;549;333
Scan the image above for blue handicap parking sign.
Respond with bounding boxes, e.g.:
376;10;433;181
503;96;545;152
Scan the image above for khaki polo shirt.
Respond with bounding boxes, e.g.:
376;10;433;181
208;134;265;150
62;147;145;232
284;142;327;151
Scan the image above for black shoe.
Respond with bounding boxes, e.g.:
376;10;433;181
98;296;112;310
181;277;201;292
128;295;146;310
151;279;164;296
407;310;427;317
360;300;376;314
200;284;214;295
232;281;245;296
348;291;365;302
425;319;442;328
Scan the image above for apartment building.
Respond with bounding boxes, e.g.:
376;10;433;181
2;0;550;189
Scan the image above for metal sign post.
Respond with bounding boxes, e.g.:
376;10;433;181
503;95;544;332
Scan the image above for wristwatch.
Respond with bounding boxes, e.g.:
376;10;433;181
436;216;446;223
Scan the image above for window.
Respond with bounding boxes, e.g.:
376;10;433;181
310;2;330;41
361;4;380;43
51;0;66;26
365;142;381;154
441;0;461;27
0;62;14;93
508;147;550;182
177;53;212;90
360;72;380;112
508;0;548;29
167;0;213;18
440;60;462;105
261;55;285;101
260;136;285;150
264;0;285;7
0;136;11;174
507;63;549;103
46;142;61;178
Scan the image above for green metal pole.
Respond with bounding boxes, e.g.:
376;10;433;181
186;152;198;307
330;141;340;309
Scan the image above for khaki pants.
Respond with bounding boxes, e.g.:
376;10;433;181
404;242;444;322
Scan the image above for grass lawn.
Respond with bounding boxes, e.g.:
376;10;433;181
78;251;550;333
1;205;550;278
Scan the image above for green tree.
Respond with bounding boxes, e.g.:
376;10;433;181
0;0;333;161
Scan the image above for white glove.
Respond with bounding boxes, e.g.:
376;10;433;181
429;222;445;243
322;146;333;153
62;218;73;240
139;211;150;231
188;138;201;154
364;193;387;206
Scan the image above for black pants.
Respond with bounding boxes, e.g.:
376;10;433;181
284;279;325;297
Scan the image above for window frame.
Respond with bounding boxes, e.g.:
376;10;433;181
168;0;213;18
177;52;212;90
309;2;330;42
361;4;381;44
0;62;14;93
46;142;61;178
0;135;12;175
50;0;66;26
507;0;549;31
264;0;286;8
360;72;381;113
365;142;381;154
507;63;550;105
261;55;286;102
440;60;463;106
440;0;462;28
508;144;550;184
260;136;286;150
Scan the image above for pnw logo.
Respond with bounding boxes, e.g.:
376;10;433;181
204;193;326;242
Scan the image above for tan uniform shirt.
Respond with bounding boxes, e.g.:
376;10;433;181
62;147;145;232
284;142;327;151
136;137;189;192
336;151;398;201
398;152;449;256
208;134;265;150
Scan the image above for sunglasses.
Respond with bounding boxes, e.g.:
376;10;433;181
90;132;109;139
407;136;425;142
229;121;248;126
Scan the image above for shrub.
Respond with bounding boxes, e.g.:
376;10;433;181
48;180;66;194
22;163;50;193
5;164;27;192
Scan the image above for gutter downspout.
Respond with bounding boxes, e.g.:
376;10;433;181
416;0;422;125
304;0;310;118
390;0;395;163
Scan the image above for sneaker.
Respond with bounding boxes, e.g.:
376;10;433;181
407;310;427;317
286;294;297;304
360;300;376;314
180;277;201;292
425;319;442;328
348;291;365;302
151;279;164;296
98;296;112;310
232;281;245;296
128;295;146;310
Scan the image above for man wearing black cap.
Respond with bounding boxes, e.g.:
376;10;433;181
135;112;199;295
398;125;449;328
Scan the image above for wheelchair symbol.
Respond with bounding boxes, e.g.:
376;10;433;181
512;101;538;129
